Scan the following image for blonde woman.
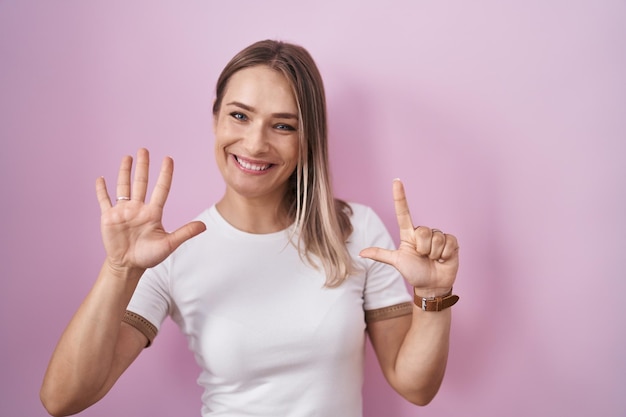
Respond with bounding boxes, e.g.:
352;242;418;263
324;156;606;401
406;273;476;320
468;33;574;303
41;40;460;417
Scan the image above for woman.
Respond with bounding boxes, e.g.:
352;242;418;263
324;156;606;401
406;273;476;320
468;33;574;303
41;40;460;416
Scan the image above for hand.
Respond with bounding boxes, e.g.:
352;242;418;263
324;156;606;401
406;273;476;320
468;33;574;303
95;148;206;272
359;179;459;296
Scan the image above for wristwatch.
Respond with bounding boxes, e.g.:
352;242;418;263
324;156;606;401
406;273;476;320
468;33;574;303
413;287;459;311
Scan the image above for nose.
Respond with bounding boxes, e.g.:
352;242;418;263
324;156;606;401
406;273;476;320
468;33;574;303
241;122;269;154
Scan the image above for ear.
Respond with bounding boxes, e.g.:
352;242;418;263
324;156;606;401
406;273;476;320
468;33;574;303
212;99;218;133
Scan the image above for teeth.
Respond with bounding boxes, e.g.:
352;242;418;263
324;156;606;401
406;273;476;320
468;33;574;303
236;156;270;171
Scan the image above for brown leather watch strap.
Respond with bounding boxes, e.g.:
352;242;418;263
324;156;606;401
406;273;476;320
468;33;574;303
413;287;460;311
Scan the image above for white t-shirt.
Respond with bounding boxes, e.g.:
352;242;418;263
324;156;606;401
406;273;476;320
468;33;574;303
126;203;412;417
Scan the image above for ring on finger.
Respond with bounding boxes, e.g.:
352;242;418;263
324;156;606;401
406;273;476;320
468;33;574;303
432;228;443;234
116;196;131;201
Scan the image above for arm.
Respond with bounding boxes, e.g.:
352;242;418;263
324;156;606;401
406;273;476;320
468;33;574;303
367;307;451;405
40;263;148;416
360;179;459;406
40;149;206;416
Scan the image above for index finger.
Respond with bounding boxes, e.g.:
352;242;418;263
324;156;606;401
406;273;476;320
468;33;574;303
392;179;415;233
149;156;174;208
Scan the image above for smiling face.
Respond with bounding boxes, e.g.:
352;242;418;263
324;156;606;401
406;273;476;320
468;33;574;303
213;65;300;207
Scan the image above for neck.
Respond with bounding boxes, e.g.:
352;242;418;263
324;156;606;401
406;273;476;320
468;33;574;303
216;191;293;234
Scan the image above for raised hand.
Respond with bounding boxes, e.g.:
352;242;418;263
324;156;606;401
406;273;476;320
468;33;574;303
95;148;206;271
359;179;459;296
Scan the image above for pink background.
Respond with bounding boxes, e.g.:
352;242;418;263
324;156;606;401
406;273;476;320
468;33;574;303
1;1;625;416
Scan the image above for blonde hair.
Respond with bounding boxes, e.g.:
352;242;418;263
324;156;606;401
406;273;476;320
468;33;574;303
212;40;354;287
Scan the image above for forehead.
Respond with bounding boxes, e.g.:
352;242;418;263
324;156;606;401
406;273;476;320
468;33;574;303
222;66;297;111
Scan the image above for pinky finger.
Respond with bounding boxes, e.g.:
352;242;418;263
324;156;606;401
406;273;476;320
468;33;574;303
95;176;113;212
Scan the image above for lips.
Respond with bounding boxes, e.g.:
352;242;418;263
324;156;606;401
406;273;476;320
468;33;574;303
234;155;272;171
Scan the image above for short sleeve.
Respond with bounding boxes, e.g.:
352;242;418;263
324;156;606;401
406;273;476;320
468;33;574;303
124;257;173;346
350;205;412;319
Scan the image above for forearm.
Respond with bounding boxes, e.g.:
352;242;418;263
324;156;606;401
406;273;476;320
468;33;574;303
40;261;144;415
392;307;452;405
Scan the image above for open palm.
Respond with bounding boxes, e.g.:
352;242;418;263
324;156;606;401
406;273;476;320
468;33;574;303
95;148;206;271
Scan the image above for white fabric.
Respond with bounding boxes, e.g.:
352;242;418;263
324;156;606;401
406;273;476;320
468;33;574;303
127;203;411;417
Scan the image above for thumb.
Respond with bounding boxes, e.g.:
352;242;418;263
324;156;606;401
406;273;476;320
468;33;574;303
359;247;396;266
168;221;207;251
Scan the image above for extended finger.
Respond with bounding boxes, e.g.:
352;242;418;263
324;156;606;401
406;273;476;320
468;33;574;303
131;148;150;202
116;155;133;201
392;179;415;237
95;176;112;212
166;221;207;251
149;156;174;208
359;246;396;267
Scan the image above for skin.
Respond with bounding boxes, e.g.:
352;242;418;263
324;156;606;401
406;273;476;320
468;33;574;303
360;179;459;405
213;66;300;233
40;150;206;416
40;66;459;415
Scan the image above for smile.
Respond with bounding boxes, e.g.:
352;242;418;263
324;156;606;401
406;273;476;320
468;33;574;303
234;155;272;172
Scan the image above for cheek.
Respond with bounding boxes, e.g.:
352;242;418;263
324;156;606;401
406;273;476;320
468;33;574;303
283;137;300;157
290;142;301;165
282;145;299;169
214;121;236;148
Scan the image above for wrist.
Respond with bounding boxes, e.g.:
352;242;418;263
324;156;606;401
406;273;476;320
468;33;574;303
413;287;453;298
413;287;459;312
103;258;145;281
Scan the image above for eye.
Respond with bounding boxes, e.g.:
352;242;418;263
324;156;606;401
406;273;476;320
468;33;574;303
230;112;248;121
274;123;296;131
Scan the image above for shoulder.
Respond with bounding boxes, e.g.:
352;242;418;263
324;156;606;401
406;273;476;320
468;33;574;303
193;207;215;225
344;202;393;248
346;202;385;229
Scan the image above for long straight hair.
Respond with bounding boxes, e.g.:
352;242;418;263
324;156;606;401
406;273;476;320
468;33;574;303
212;40;354;287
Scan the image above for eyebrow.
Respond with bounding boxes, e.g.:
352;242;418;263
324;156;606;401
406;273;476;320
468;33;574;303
226;101;299;120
